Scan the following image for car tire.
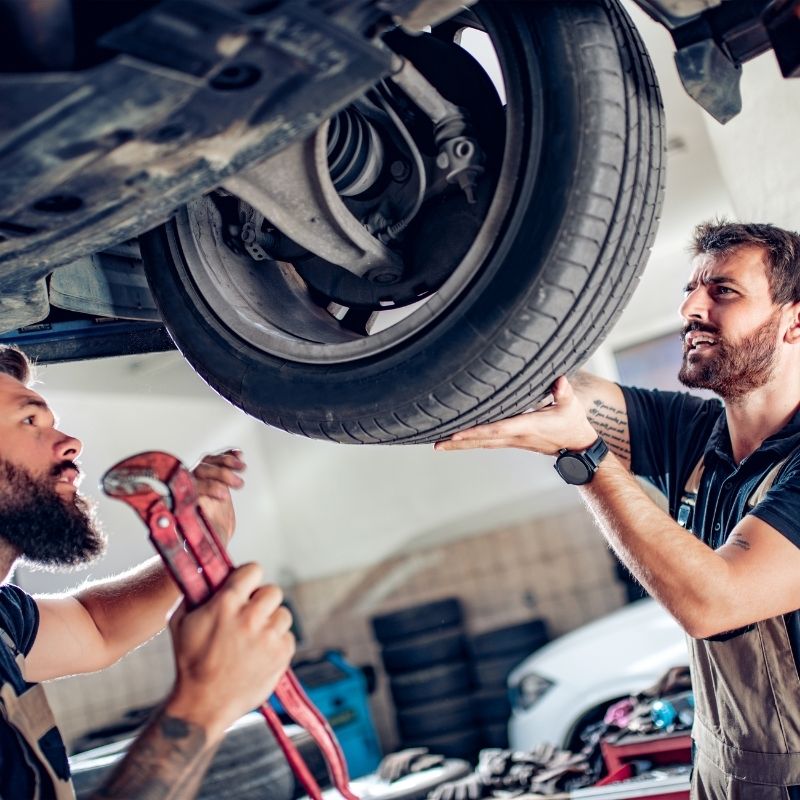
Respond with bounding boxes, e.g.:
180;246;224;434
480;722;510;749
401;730;483;761
397;697;476;739
382;628;466;675
197;717;295;800
473;689;512;724
468;620;549;659
389;662;471;708
71;714;295;800
371;599;463;645
390;662;472;707
140;0;664;444
471;652;530;689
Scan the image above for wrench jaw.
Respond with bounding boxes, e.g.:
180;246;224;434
101;451;184;516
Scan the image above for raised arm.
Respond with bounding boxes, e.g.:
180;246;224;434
436;376;800;638
89;564;295;800
571;371;632;470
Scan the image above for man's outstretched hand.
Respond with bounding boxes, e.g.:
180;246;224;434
434;376;597;455
192;448;246;544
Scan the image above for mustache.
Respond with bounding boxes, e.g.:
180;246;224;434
50;460;82;479
681;321;720;341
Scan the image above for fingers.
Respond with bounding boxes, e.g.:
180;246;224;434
242;584;290;628
217;568;292;634
433;412;539;449
433;375;583;453
435;436;527;452
219;562;265;601
194;449;246;475
200;448;246;469
194;462;245;486
193;449;246;493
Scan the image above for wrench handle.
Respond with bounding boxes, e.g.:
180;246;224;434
276;673;360;800
259;702;324;800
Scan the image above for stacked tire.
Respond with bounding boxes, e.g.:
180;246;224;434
468;620;550;749
371;599;481;761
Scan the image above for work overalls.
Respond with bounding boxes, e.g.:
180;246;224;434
0;628;74;799
680;458;800;798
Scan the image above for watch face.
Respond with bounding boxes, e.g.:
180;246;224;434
557;454;591;485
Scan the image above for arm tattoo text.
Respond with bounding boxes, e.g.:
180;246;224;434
587;399;631;460
728;533;751;552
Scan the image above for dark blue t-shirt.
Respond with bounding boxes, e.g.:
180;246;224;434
621;385;800;661
0;583;71;798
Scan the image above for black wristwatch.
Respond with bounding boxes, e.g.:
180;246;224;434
554;436;609;485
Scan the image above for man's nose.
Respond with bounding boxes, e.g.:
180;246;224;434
55;431;82;460
679;287;709;322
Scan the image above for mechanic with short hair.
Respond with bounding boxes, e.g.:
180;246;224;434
0;345;295;798
437;221;800;798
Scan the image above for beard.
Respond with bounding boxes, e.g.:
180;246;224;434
0;459;106;570
678;311;781;402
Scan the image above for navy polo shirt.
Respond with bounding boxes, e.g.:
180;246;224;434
621;385;800;662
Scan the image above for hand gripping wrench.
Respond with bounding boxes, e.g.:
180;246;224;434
101;451;359;800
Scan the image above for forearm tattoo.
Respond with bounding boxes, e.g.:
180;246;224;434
587;399;631;460
90;715;215;799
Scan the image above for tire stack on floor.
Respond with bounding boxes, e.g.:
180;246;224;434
371;598;482;761
468;620;550;749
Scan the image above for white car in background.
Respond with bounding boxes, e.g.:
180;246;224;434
507;599;688;752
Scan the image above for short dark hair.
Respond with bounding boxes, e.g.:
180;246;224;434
691;220;800;305
0;346;33;385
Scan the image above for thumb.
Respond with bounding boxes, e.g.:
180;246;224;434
551;375;573;404
168;599;187;633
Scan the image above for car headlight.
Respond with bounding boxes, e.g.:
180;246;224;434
510;673;555;710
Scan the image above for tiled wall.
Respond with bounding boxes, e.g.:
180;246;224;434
45;503;625;752
288;504;626;751
45;629;175;749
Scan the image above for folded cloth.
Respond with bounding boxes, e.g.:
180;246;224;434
427;745;592;800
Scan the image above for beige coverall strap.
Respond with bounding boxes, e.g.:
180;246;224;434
746;457;791;508
685;458;706;495
682;452;792;510
0;672;75;799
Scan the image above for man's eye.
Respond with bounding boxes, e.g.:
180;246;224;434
22;416;35;425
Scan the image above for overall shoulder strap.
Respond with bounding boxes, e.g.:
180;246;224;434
746;443;800;509
678;456;705;528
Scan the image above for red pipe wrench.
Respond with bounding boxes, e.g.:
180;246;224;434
102;451;359;800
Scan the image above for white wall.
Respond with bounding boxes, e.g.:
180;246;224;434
703;53;800;228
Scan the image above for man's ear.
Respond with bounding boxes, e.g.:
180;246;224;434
784;303;800;344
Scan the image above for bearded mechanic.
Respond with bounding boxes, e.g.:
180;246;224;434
0;345;295;799
437;221;800;798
